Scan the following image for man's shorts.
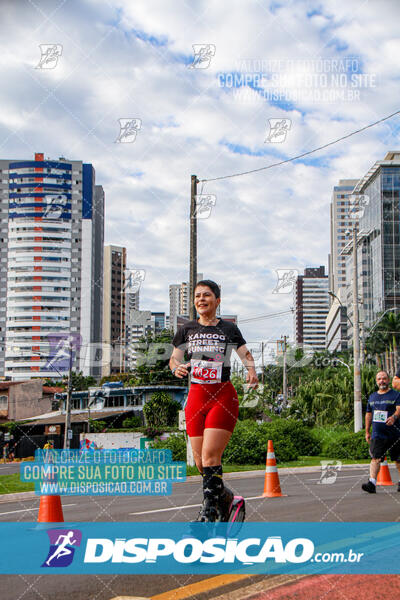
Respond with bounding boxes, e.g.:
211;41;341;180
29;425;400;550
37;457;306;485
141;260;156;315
185;381;239;437
369;437;400;462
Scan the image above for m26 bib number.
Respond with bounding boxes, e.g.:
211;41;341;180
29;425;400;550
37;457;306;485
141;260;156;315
373;410;388;423
190;360;223;384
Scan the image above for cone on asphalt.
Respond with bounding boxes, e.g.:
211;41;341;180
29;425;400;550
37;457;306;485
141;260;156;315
262;440;285;498
37;461;64;522
38;495;64;522
377;457;393;486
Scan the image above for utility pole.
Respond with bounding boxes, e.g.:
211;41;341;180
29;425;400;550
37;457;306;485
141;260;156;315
189;175;198;321
63;341;73;449
282;335;287;403
261;341;265;384
352;224;363;432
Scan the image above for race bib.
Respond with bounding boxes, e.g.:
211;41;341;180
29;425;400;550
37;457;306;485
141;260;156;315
190;359;223;384
373;410;388;423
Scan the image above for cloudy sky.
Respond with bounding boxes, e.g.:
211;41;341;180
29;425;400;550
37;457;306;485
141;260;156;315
1;0;400;357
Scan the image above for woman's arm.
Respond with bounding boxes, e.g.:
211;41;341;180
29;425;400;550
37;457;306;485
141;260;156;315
235;344;259;388
169;347;190;378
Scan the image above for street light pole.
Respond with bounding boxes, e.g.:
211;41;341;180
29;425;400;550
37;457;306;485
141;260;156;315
352;225;363;432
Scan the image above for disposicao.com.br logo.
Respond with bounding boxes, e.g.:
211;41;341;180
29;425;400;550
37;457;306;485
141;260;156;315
82;535;361;565
0;522;391;575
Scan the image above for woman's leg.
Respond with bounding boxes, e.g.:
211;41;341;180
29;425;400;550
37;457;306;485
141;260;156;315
200;428;233;517
202;428;232;467
189;436;204;473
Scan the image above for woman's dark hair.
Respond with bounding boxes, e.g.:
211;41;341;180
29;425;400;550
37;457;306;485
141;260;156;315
194;279;221;299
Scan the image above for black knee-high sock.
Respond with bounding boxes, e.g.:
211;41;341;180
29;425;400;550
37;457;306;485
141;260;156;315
203;465;223;504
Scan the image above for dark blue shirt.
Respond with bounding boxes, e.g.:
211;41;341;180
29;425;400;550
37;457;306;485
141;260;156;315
366;389;400;439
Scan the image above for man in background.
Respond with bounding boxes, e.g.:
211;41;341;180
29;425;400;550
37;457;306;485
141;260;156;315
362;371;400;493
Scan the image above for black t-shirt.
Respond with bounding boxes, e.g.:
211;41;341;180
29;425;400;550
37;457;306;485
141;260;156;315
172;319;246;382
366;389;400;439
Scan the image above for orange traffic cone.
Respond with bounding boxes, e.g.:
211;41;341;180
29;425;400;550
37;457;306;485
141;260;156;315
263;440;285;497
37;461;64;522
377;457;393;486
38;495;64;522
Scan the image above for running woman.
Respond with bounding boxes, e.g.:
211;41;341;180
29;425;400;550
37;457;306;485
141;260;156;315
170;280;258;522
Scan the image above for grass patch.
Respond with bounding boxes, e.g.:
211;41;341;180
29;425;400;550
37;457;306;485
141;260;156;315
0;474;34;495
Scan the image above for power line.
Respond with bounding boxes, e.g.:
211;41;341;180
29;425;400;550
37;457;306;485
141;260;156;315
200;109;400;183
239;309;293;323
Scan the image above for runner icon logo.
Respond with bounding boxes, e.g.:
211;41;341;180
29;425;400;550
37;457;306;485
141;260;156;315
42;529;82;568
318;461;342;484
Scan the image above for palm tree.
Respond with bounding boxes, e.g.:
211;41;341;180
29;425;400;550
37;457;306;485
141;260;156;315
366;311;400;374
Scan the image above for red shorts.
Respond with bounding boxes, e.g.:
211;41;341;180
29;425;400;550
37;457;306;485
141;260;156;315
185;381;239;437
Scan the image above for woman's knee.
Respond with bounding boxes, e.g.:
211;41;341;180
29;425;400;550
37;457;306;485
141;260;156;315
202;450;223;466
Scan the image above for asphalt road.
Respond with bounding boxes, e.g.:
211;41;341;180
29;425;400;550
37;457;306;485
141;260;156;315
0;466;399;600
0;462;20;476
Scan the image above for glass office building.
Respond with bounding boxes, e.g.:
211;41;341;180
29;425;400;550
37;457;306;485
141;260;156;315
352;152;400;329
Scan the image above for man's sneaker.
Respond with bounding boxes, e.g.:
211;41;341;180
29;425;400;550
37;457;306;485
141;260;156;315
362;481;376;494
218;486;234;522
194;499;218;522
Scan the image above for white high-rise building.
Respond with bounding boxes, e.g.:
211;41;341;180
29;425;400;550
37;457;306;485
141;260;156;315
328;179;359;296
168;274;225;332
0;152;104;380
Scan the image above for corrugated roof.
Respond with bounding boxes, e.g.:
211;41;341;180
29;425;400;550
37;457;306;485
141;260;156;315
19;410;135;426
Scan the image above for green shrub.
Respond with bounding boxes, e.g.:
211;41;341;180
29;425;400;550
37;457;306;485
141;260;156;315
268;419;321;456
151;433;186;461
328;431;370;460
222;419;321;465
88;420;106;433
122;416;142;428
143;391;181;428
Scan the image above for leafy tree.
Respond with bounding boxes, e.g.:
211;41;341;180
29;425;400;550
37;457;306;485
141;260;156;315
44;371;96;391
88;419;106;432
143;391;181;428
131;331;186;386
122;416;142;428
366;311;400;372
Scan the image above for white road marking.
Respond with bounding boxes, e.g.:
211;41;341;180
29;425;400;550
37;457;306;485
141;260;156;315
0;503;77;516
130;495;264;515
306;475;367;481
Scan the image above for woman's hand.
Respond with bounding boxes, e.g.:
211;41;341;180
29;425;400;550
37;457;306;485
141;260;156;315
246;368;259;389
174;362;191;378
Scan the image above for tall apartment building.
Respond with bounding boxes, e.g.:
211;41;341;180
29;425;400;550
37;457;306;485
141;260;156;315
124;309;166;371
346;152;400;332
102;245;126;377
169;274;225;332
328;179;359;297
294;266;329;351
0;152;104;380
169;284;180;331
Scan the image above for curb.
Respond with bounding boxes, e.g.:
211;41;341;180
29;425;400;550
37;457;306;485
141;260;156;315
0;464;370;502
0;491;37;504
186;463;370;482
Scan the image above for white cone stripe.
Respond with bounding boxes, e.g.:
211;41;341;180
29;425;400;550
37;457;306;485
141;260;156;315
267;452;276;459
266;466;278;473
